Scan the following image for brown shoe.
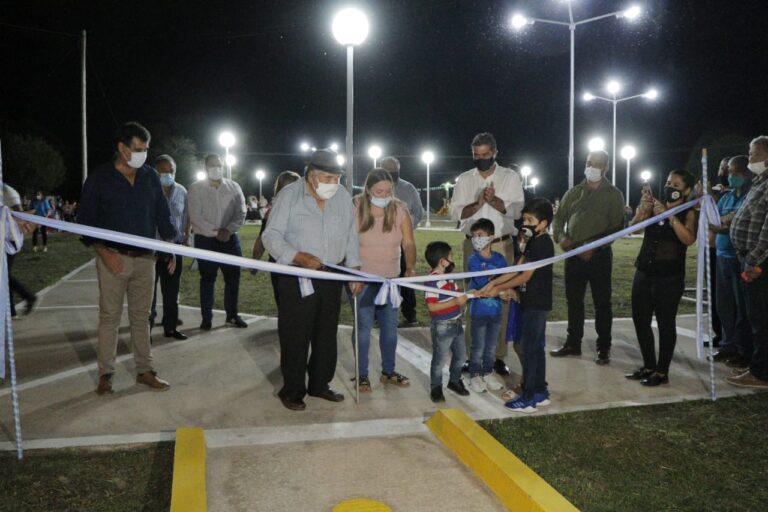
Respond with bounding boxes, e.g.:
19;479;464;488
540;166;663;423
96;374;113;395
725;370;768;389
136;371;170;391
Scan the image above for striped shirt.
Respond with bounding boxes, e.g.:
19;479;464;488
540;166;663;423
730;172;768;267
425;273;462;321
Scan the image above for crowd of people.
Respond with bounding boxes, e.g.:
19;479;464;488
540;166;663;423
11;121;768;413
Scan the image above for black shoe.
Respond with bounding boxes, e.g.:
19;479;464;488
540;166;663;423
625;367;654;380
550;345;581;357
226;315;248;328
494;358;511;376
595;350;611;365
725;354;751;369
447;379;470;396
176;318;184;326
308;388;345;402
200;319;212;331
164;330;188;340
279;395;306;411
641;372;669;387
23;296;37;316
430;386;446;403
461;360;470;373
710;349;737;363
398;319;419;328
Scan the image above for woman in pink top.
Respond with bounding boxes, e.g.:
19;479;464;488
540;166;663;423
352;169;417;392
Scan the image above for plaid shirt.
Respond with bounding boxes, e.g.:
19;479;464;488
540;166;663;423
730;172;768;267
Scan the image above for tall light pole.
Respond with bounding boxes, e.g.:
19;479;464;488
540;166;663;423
225;154;237;180
584;83;657;184
510;4;643;188
219;131;235;180
621;145;637;207
368;144;382;168
255;169;266;199
422;151;435;228
521;165;532;188
333;7;369;192
530;177;540;195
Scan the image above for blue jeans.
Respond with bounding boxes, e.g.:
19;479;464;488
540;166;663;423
351;284;399;377
469;315;502;376
520;309;548;399
195;234;242;321
430;319;466;388
716;256;753;357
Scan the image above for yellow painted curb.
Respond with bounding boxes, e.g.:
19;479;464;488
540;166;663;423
426;409;579;512
170;427;207;512
333;498;391;511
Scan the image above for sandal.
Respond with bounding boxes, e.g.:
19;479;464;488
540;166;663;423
380;371;410;387
350;376;372;392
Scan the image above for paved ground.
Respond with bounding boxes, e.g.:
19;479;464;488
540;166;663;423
0;259;747;510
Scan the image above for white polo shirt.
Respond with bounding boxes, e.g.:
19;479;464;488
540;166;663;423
450;164;524;236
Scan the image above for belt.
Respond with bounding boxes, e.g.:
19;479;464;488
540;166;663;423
465;234;511;243
432;317;462;325
115;248;153;258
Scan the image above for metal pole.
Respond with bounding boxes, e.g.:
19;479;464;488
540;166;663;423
81;30;87;185
568;25;575;189
626;158;631;207
345;45;354;192
425;163;431;227
258;179;262;199
702;148;717;401
353;295;359;404
225;146;231;181
612;100;617;185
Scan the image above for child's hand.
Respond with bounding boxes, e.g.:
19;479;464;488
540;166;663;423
456;294;469;306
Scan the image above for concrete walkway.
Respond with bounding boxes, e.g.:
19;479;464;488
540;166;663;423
0;260;748;510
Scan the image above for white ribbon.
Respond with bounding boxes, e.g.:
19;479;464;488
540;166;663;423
1;206;23;379
696;195;721;359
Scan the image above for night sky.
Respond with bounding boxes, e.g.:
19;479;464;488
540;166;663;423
2;0;766;204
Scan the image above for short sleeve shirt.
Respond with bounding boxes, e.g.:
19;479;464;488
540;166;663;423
520;234;554;311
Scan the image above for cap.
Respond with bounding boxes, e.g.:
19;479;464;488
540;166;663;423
308;148;345;174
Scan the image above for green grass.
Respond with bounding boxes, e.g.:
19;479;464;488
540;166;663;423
11;232;94;296
481;393;768;512
0;443;173;511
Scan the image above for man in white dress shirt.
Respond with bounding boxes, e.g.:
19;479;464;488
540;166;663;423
450;132;525;375
188;153;247;330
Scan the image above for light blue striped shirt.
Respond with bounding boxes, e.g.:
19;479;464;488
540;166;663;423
163;183;188;244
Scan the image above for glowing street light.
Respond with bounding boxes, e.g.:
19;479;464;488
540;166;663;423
330;142;339;152
219;131;236;180
621;145;637;207
368;144;382;168
521;165;532;187
333;7;369;191
588;137;606;152
255;169;266;198
509;4;645;189
640;170;652;183
336;154;346;166
530;177;540;195
422;150;435;227
196;170;207;181
584;80;658;184
300;141;311;153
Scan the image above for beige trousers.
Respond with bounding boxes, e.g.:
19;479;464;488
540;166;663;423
463;236;515;360
96;253;155;376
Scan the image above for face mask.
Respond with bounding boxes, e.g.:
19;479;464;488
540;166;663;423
748;161;767;175
663;186;683;203
471;236;492;251
474;157;495;172
127;150;147;169
443;260;455;274
521;223;539;238
315;181;340;200
370;196;393;208
160;174;175;187
728;175;745;189
585;166;603;183
207;166;224;181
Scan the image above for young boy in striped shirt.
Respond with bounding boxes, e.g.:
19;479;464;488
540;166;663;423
424;241;470;402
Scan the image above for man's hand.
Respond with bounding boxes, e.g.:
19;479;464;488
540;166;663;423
560;238;574;252
215;228;230;242
499;289;520;302
166;255;176;275
293;251;323;270
98;248;124;275
482;183;496;203
577;249;594;262
743;265;761;282
349;281;364;297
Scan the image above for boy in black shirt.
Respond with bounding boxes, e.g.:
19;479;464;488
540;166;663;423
477;198;554;412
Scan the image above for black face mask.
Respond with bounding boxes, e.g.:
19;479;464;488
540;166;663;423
444;260;456;274
521;224;539;239
663;186;683;203
474;157;495;172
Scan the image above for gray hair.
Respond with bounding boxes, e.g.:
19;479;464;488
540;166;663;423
471;132;497;152
750;136;768;152
154;154;177;172
380;156;400;173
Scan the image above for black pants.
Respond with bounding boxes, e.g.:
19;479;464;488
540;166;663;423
709;246;722;342
399;251;416;322
743;265;768;381
195;234;241;321
276;275;343;401
32;226;47;247
151;254;182;332
564;246;613;350
631;270;685;374
7;254;35;316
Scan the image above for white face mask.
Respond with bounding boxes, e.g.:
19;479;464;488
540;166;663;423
316;181;340;200
585;166;603;182
748;161;767;175
207;166;224;181
471;236;492;251
370;196;392;208
127;150;147;169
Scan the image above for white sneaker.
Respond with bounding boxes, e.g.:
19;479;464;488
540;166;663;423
482;373;504;391
43;246;48;253
33;246;38;253
470;376;487;393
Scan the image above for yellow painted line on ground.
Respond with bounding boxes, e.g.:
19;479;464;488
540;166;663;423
171;427;207;512
333;498;391;511
426;409;579;512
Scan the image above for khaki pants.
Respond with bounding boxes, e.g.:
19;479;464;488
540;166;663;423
463;237;515;360
96;253;155;376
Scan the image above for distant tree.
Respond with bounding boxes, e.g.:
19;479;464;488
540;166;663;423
1;133;66;194
150;134;199;185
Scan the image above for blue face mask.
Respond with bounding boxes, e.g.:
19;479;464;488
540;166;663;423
160;174;175;187
370;196;392;208
728;175;745;189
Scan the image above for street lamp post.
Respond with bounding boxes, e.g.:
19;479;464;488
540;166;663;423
219;131;235;180
588;136;606;152
511;4;642;189
368;145;382;168
333;7;369;192
584;83;657;184
621;145;637;207
521;165;532;188
422;151;435;228
255;169;266;199
530;177;540;195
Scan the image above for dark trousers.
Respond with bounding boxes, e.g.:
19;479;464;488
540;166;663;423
715;256;752;358
709;247;722;342
743;267;768;381
631;270;685;374
195;234;241;321
7;254;35;316
564;246;613;350
276;275;343;401
32;226;47;247
521;309;549;400
151;254;183;332
399;251;417;322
